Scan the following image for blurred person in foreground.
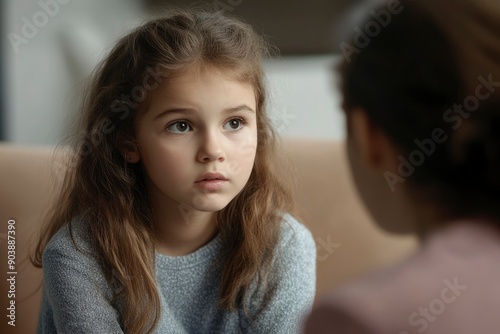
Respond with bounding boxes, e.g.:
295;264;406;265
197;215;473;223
305;0;500;333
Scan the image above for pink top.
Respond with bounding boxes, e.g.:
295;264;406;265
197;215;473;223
304;221;500;334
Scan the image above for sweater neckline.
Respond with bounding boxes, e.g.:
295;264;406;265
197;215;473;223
155;232;224;269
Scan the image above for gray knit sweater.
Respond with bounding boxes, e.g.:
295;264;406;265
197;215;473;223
37;213;316;333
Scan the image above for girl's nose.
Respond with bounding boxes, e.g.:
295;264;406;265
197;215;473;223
196;132;226;163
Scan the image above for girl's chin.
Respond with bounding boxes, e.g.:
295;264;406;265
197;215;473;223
192;203;231;213
184;198;233;213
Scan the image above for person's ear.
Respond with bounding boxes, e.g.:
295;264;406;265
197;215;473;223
118;134;140;163
123;148;140;163
348;108;397;172
346;108;415;235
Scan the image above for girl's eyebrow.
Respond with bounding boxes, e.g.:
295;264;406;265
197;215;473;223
154;108;196;120
224;104;255;114
154;104;255;120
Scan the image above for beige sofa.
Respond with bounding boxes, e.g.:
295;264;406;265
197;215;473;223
0;138;417;334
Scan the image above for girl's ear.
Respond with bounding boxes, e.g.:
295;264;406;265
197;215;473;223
348;108;398;172
118;134;141;163
123;148;140;163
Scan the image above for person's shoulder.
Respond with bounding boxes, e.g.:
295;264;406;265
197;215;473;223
277;213;316;258
280;213;314;243
305;299;377;334
306;268;399;334
43;217;95;263
309;245;448;333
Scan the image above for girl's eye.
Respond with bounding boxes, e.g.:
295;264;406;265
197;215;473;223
166;121;191;134
224;118;245;131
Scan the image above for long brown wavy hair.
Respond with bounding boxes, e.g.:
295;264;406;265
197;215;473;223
32;9;296;334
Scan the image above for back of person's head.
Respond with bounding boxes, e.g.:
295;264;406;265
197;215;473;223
338;0;500;225
33;9;292;334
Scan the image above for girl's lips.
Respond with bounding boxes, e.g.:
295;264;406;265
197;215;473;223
195;172;228;182
195;179;228;191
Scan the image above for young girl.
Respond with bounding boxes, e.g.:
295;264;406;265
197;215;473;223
33;9;316;334
306;0;500;333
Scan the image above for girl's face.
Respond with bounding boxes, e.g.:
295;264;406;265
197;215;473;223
134;69;258;215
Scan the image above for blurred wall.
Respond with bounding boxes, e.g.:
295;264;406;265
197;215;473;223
3;1;345;145
0;1;5;141
4;0;148;145
149;0;358;54
264;56;345;140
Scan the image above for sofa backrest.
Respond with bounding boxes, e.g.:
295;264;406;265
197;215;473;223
1;145;59;334
0;139;417;334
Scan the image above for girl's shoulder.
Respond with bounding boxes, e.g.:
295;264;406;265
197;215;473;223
41;217;112;296
242;213;316;331
42;217;96;262
277;213;316;258
279;213;315;247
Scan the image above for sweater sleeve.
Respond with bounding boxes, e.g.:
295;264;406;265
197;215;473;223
38;222;124;334
242;214;317;334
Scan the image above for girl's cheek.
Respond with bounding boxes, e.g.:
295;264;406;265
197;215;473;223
235;132;256;150
231;154;256;177
228;161;243;175
240;139;257;162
